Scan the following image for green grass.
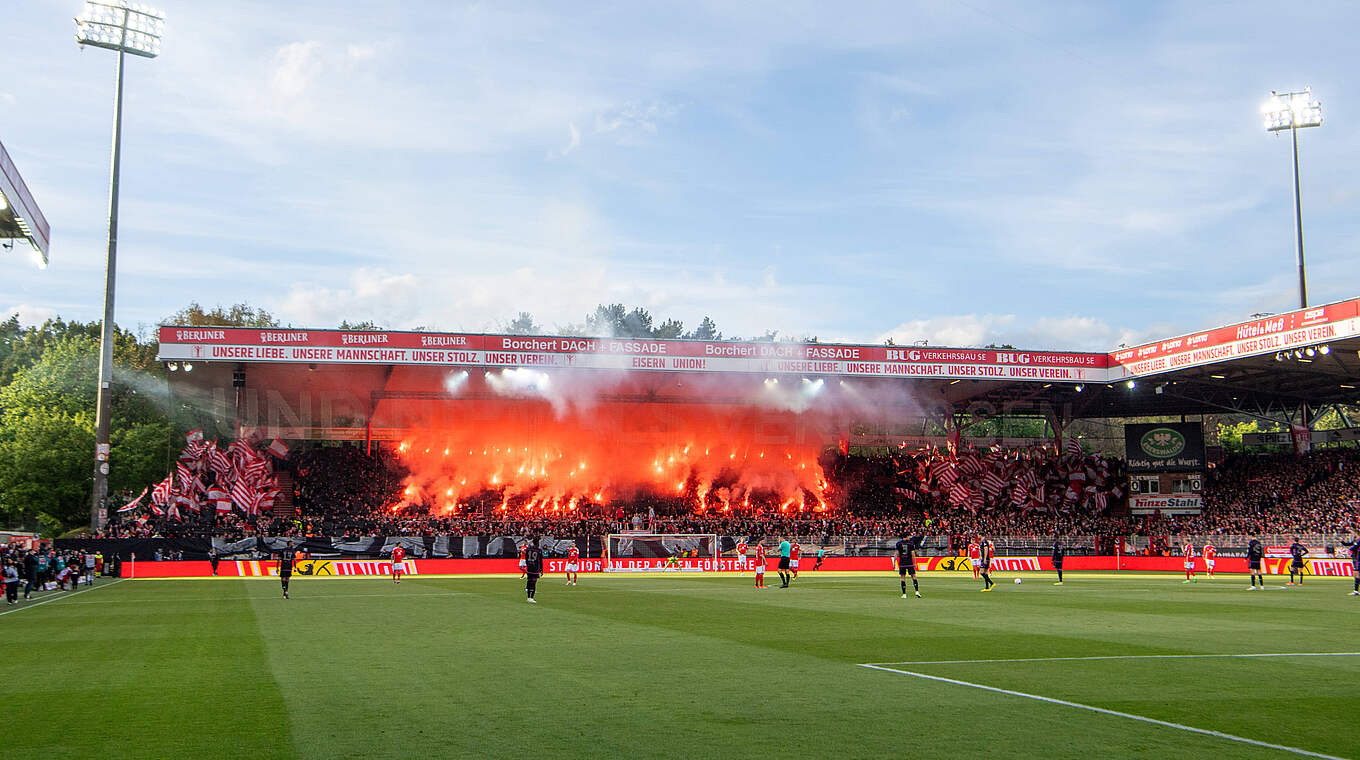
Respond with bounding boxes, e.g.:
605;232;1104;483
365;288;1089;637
3;572;1358;759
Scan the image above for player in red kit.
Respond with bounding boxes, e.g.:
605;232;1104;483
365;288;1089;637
1182;541;1196;583
754;543;767;588
390;544;406;584
967;539;981;580
565;545;580;586
1202;543;1217;579
518;544;527;579
790;542;801;578
736;541;748;573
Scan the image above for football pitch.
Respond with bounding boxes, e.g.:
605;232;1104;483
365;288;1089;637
3;572;1357;759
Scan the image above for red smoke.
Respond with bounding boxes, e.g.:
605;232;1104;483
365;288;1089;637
389;395;834;517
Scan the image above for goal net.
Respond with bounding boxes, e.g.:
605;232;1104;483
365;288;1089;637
605;534;719;572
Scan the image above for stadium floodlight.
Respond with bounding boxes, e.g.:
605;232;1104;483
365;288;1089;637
76;1;165;532
75;2;164;58
1262;88;1322;309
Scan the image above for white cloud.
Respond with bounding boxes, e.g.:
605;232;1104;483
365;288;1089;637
268;41;324;103
561;122;581;156
3;303;56;326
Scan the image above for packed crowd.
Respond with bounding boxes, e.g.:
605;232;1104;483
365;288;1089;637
0;543;108;605
1148;449;1360;535
84;443;1360;541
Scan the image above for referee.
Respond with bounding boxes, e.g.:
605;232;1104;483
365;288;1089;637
775;536;792;588
524;537;544;604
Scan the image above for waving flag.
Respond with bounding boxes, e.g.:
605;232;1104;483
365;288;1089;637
207;443;233;478
151;475;174;506
267;438;290;459
117;486;148;513
185;428;204;444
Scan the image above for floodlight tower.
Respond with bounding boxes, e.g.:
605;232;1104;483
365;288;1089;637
1262;88;1323;309
75;1;165;530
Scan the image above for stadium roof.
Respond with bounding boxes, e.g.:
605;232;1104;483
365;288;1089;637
159;297;1360;435
0;140;50;266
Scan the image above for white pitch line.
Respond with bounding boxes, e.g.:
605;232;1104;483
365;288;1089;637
0;578;126;618
857;663;1351;760
868;652;1360;666
61;591;469;605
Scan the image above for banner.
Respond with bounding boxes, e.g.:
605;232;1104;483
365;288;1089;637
1129;495;1203;514
114;555;1355;578
1124;422;1206;472
1110;299;1360;377
157;327;1109;383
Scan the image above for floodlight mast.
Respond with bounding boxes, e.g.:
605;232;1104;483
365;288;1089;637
75;1;164;531
1262;88;1322;309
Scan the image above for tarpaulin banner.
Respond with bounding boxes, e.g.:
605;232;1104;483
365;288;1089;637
1110;299;1360;377
157;327;1110;383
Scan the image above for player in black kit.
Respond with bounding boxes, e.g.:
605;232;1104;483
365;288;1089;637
1246;537;1265;590
1287;538;1308;586
894;534;923;598
523;537;544;604
276;545;295;599
1052;535;1065;586
1342;528;1360;596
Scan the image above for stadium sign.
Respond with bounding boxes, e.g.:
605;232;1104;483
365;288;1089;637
1124;422;1205;472
1110;298;1360;377
157;327;1110;383
1129;494;1202;514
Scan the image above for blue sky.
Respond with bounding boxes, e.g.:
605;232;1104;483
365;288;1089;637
3;1;1358;349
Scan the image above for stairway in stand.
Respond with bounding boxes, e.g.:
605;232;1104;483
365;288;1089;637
272;471;295;520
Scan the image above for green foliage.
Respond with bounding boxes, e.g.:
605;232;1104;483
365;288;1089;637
653;318;685;339
166;301;279;327
1215;418;1281;453
337;320;383;331
0;333;170;529
505;312;540;335
685;316;721;341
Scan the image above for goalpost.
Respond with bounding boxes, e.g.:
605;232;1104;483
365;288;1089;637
605;533;720;572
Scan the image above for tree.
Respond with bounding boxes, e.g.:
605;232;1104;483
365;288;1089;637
1216;419;1278;453
338;320;383;331
586;304;628;336
506;312;540;335
684;316;721;341
653;318;684;339
0;335;170;530
166;302;279;327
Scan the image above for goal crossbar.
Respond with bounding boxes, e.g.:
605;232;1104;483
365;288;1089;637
604;533;720;572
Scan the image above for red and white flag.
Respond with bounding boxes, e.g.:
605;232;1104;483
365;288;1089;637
117;486;149;513
151;475;174;506
231;479;258;515
267;438;290;459
207;444;233;478
185;428;204;444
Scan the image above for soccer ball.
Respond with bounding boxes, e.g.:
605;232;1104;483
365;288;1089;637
1014;578;1023;585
